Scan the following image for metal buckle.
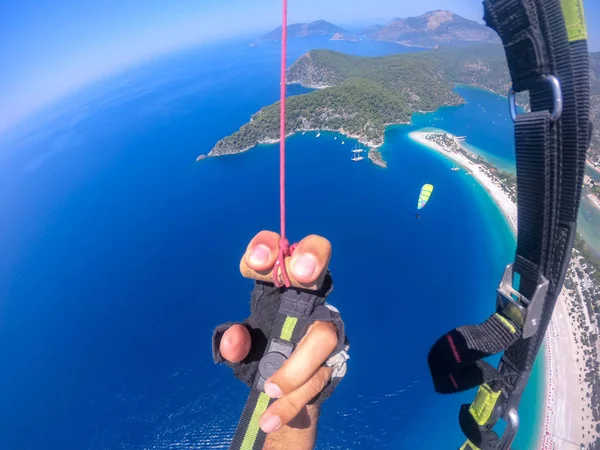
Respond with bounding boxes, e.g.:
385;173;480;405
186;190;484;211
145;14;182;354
497;407;520;450
508;74;563;122
496;264;549;339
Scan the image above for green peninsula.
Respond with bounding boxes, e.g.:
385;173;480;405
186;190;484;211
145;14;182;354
207;45;513;161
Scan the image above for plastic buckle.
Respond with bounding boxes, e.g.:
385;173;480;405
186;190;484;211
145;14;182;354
508;74;563;122
496;264;549;339
256;339;294;392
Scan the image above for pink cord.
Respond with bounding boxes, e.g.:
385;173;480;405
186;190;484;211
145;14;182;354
273;0;292;288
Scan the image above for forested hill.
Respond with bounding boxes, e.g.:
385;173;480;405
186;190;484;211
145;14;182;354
208;45;511;158
287;45;512;101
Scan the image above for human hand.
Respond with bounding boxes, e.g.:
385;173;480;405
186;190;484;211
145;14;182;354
217;231;345;435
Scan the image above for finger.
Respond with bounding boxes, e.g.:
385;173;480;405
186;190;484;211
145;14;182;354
289;235;332;284
243;231;280;272
264;321;337;398
259;366;332;434
219;324;251;363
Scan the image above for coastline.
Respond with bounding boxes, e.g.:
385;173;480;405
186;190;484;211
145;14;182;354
588;193;600;210
408;129;597;449
203;127;401;168
587;160;600;175
407;131;517;233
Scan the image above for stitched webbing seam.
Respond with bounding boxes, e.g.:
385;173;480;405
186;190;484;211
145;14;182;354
468;384;502;426
494;313;517;334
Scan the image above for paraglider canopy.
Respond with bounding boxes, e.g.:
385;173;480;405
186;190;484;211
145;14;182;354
417;184;434;210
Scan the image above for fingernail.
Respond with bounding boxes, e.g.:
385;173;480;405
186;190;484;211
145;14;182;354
249;244;271;266
292;253;317;278
260;415;282;434
264;382;283;399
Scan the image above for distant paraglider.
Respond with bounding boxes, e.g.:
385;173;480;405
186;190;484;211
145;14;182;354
417;184;434;210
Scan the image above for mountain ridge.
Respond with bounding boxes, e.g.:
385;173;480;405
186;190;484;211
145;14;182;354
257;10;499;47
363;10;500;46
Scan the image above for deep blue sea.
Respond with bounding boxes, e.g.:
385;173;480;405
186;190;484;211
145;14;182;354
0;37;542;449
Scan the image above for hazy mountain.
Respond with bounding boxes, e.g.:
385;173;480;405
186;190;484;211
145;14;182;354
364;10;500;46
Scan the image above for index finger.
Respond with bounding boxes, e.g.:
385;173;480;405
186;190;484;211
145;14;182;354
264;321;338;398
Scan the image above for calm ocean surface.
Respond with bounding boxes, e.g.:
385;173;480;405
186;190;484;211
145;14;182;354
0;37;542;449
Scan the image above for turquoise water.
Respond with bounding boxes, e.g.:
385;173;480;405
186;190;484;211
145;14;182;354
578;194;600;258
410;86;517;173
424;85;600;260
0;38;541;449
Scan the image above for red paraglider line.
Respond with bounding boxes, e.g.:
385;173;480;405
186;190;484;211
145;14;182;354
273;0;292;288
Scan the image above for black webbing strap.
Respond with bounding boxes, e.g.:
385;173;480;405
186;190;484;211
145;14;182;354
428;313;521;394
427;0;591;448
486;0;583;406
229;288;323;450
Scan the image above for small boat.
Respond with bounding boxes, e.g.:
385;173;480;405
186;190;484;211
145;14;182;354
451;163;460;172
334;137;337;140
316;132;321;137
342;141;345;144
302;131;306;135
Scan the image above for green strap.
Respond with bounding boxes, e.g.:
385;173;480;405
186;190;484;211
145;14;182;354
459;439;481;450
233;315;299;450
561;0;588;41
280;316;298;341
468;384;502;426
240;393;271;450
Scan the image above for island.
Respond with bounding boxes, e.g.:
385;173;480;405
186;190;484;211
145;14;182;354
204;44;514;166
410;129;600;449
257;20;344;43
368;149;387;168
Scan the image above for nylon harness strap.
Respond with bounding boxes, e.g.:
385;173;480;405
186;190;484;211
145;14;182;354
428;0;591;448
229;289;321;450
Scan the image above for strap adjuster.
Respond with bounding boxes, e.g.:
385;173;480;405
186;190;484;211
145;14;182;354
496;264;549;339
256;339;294;392
508;74;563;122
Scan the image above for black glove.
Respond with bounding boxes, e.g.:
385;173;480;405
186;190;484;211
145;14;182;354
212;273;349;405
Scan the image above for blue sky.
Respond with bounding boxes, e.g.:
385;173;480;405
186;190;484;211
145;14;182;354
1;0;599;135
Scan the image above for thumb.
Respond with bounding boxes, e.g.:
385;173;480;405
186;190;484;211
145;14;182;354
220;324;252;363
289;235;332;284
244;231;280;272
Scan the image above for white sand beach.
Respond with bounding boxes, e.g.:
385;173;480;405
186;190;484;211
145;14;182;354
408;131;517;232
